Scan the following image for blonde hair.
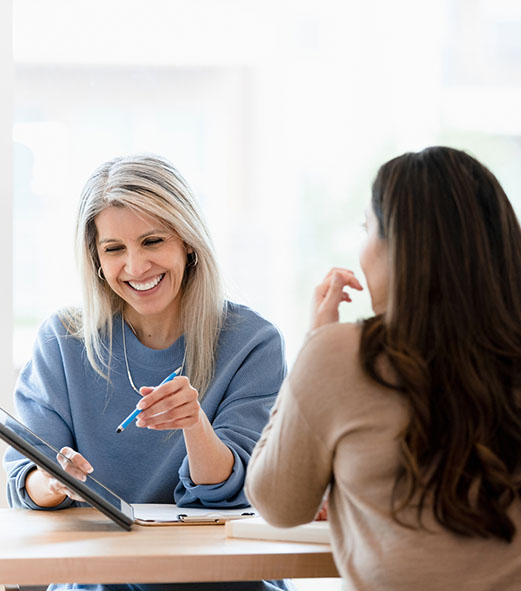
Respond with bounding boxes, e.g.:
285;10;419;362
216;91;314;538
65;154;225;398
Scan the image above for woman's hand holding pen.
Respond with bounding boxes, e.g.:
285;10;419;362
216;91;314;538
136;376;234;485
136;376;202;431
311;267;363;330
26;446;93;506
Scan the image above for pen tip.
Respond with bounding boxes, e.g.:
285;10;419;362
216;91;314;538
116;427;122;433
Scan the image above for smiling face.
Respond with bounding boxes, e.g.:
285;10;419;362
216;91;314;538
359;205;389;314
95;206;189;326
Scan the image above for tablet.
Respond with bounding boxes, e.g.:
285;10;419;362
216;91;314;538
0;407;134;531
0;408;256;531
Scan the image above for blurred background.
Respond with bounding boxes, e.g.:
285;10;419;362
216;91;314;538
1;2;521;585
10;0;521;370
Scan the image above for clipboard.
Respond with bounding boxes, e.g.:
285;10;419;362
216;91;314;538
131;503;255;526
0;408;255;531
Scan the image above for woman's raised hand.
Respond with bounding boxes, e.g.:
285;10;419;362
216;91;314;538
136;376;201;431
311;267;363;331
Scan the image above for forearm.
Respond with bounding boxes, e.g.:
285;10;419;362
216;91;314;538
246;381;332;527
183;410;234;484
25;467;66;508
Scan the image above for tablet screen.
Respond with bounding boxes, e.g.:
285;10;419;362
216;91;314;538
0;408;134;530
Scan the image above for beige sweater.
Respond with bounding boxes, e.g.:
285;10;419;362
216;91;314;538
246;322;521;591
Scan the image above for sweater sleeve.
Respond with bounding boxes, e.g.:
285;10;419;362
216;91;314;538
174;321;287;508
245;324;362;526
245;376;333;526
2;317;76;510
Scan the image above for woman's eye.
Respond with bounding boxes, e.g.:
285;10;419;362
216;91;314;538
105;245;123;253
144;238;164;246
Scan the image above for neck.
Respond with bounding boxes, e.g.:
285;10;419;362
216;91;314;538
124;309;182;350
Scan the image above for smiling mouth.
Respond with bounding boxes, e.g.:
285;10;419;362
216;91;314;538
126;273;165;292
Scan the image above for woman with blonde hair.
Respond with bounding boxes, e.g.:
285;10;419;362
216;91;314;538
247;146;521;590
4;154;291;591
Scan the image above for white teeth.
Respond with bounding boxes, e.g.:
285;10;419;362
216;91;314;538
128;274;164;291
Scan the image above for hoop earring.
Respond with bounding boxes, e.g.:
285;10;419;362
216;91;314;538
188;251;198;268
97;266;105;281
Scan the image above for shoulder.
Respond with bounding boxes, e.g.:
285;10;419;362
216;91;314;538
221;301;284;345
308;320;362;351
215;302;286;375
18;310;86;379
287;322;368;410
33;308;83;352
287;321;405;432
296;321;362;374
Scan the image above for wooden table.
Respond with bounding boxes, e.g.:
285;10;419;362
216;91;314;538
0;508;339;585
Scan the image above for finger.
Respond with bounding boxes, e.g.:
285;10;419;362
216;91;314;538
137;377;193;410
331;269;364;291
322;272;347;305
140;405;198;427
56;459;88;481
314;508;328;521
145;415;199;431
138;388;197;419
58;448;93;481
321;272;360;307
48;478;68;497
314;275;351;307
59;447;94;473
321;268;364;291
139;386;155;397
138;399;199;427
62;488;85;502
48;478;84;502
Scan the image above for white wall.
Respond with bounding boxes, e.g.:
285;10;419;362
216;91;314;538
0;0;14;508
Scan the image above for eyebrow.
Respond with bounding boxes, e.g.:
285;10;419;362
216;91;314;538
98;229;168;245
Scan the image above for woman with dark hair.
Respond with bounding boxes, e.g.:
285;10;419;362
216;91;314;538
246;146;521;590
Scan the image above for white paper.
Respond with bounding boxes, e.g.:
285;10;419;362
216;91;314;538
131;503;256;522
226;516;331;544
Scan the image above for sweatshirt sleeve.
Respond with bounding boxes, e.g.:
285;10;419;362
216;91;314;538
174;320;287;508
2;317;76;510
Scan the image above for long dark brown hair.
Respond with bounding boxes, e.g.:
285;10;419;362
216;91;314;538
360;146;521;542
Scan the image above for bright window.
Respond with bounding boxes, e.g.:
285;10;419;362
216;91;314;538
12;0;521;371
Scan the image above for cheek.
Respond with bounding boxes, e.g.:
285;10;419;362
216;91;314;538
99;257;121;286
359;234;389;299
359;237;373;278
171;250;189;276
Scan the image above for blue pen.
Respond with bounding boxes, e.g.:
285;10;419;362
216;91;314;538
115;367;182;433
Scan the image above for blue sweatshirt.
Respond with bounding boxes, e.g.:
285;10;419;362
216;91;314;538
3;302;294;591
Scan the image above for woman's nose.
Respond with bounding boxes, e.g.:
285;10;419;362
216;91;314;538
124;249;151;277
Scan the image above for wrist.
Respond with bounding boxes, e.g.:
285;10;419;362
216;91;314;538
182;409;205;433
